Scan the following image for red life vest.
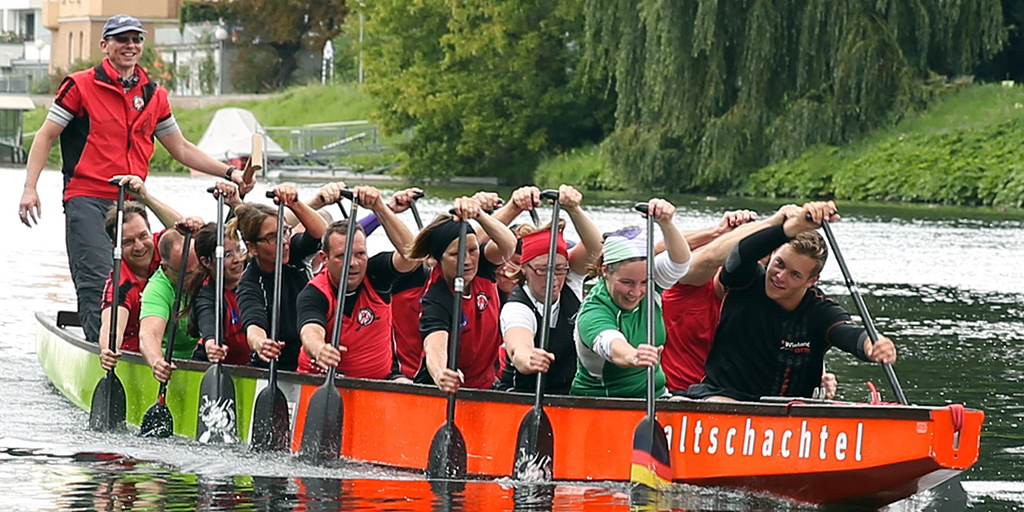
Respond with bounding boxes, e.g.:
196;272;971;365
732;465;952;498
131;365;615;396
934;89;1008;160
450;275;502;390
55;59;172;202
297;270;394;379
100;230;164;353
220;288;249;366
392;284;426;378
661;280;723;391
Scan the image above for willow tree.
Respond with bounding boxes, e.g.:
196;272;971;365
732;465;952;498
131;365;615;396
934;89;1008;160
584;0;1006;192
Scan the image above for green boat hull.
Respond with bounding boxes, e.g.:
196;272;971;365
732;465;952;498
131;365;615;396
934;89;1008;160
35;312;266;440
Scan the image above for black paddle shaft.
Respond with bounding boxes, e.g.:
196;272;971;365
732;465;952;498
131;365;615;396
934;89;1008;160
107;181;127;357
325;190;359;385
444;220;470;421
819;219;908;405
265;190;287;387
533;189;561;408
157;230;192;395
634;203;657;419
410;190;425;230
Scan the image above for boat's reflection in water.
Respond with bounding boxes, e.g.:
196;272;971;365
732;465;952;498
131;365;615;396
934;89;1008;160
30;445;973;511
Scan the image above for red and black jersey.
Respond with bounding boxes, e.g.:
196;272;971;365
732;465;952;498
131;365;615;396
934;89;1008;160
99;230;164;353
53;59;173;202
417;245;502;390
661;279;722;392
390;265;430;378
296;270;394;378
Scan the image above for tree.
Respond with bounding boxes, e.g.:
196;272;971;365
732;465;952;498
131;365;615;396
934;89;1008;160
362;0;612;181
230;0;349;89
583;0;1007;192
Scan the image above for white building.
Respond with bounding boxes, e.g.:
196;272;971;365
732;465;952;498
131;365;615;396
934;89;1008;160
0;0;50;92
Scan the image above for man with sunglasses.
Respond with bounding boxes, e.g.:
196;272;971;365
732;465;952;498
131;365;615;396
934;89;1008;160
17;14;254;344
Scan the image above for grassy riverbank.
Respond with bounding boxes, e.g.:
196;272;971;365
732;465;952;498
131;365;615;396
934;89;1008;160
23;84;379;173
536;84;1024;208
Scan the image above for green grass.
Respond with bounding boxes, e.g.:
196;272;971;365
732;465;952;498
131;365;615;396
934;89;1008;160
23;83;381;173
534;145;623;190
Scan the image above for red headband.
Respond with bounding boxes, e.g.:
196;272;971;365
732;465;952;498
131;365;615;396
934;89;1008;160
519;229;568;264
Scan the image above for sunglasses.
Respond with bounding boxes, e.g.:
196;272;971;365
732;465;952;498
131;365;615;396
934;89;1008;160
109;35;144;44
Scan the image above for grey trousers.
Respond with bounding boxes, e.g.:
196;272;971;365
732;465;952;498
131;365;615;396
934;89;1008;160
64;195;114;343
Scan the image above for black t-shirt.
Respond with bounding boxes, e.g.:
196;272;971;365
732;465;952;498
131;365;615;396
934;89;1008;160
236;231;320;371
296;252;404;327
701;225;869;401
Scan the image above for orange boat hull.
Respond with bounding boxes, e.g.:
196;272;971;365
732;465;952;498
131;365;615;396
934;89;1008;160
288;379;982;507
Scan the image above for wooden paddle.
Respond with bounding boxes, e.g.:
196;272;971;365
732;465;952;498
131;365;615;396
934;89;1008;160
628;202;672;489
512;189;560;480
426;218;469;480
819;219;908;405
139;230;193;438
88;179;128;432
196;187;237;444
299;190;358;463
250;191;291;452
242;134;263;184
409;190;425;230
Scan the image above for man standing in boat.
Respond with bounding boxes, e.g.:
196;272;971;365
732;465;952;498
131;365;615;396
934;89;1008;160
688;201;897;401
16;14;254;343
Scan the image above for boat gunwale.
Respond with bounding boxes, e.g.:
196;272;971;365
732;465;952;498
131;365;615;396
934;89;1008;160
37;312;939;421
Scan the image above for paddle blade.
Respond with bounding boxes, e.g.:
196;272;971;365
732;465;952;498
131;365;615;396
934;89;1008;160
88;371;126;431
196;364;237;444
298;383;343;462
139;400;173;438
427;421;467;480
630;416;672;490
512;407;553;481
251;385;291;452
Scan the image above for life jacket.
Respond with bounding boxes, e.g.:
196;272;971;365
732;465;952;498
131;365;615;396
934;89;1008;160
499;284;580;395
297;270;394;379
56;59;170;202
391;283;426;378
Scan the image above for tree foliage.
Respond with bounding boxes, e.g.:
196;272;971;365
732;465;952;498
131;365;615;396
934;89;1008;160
229;0;349;90
583;0;1007;193
362;0;611;181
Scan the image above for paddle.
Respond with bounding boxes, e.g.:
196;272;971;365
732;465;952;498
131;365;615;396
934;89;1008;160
250;190;291;452
426;217;469;480
512;188;560;481
88;178;128;432
139;230;193;438
628;202;672;489
196;187;237;444
299;189;358;463
409;190;425;230
337;200;349;220
242;134;263;184
528;207;540;227
819;219;908;405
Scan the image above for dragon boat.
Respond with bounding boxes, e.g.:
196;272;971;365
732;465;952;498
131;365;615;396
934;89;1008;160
35;311;982;508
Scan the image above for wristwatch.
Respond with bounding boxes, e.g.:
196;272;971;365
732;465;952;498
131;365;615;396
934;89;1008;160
224;165;238;180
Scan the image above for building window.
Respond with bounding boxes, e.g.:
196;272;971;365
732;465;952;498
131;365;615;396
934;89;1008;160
78;32;83;61
68;32;73;66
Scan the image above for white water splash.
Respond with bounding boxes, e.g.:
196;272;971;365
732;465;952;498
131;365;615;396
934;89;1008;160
198;396;237;444
514;448;553;482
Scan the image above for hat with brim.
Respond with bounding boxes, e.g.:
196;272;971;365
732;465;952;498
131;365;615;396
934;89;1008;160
103;15;148;39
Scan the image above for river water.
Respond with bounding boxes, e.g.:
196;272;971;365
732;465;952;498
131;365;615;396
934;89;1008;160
1;171;1022;511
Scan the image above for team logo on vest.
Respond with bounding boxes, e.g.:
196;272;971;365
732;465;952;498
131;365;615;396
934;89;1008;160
475;292;489;311
132;95;145;111
356;307;374;326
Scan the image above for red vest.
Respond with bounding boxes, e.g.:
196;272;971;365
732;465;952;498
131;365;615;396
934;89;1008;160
451;275;502;390
297;270;394;379
392;285;426;378
661;280;723;391
56;59;171;202
221;289;250;365
100;230;164;353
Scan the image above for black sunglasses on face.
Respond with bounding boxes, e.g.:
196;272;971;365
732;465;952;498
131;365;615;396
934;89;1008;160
109;35;144;44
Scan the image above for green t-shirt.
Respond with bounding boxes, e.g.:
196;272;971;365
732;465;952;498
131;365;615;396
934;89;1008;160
140;267;198;360
571;277;667;398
